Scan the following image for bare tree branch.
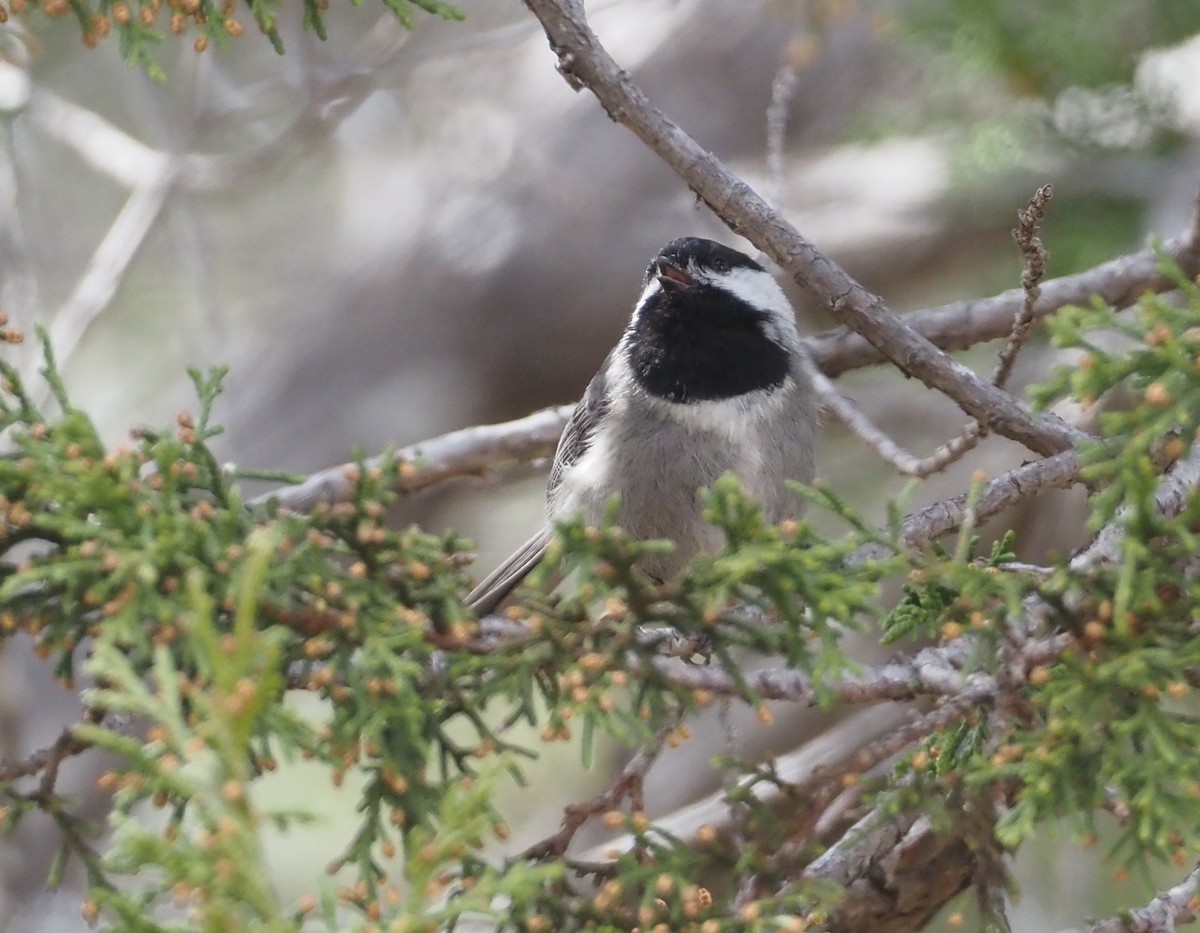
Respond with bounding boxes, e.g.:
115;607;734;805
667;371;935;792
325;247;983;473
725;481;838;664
0;126;40;328
804;809;974;933
843;448;1082;561
0;726;89;785
822;183;1055;478
0;711;136;788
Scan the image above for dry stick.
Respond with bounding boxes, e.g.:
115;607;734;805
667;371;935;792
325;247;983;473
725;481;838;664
994;184;1054;389
19;23;412;412
0;129;40;328
625;638;1076;858
0;711;134;789
579;705;910;858
577;689;991;869
575;634;1078;863
773;680;995;859
0;726;89;785
31;166;181;409
818;184;1056;478
522;0;1083;459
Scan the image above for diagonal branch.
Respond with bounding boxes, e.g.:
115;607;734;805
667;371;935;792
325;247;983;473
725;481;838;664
31;165;180;404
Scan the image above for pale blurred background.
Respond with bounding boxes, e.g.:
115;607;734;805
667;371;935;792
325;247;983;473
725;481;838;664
2;0;1200;928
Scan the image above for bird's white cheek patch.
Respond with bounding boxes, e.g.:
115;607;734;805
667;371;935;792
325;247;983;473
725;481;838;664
716;267;792;316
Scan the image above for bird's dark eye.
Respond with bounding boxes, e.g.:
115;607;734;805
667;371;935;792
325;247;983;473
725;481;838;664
711;258;730;274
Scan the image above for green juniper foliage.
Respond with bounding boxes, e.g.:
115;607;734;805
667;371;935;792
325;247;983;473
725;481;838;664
10;0;462;81
0;333;890;930
3;254;1200;931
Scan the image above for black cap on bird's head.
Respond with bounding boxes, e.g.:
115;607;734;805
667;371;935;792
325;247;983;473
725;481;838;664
648;237;764;292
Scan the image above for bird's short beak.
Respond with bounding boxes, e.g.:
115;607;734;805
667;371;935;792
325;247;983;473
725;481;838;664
655;259;696;290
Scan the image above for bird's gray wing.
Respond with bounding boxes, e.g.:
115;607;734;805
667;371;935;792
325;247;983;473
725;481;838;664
465;525;554;616
548;355;611;497
467;356;614;616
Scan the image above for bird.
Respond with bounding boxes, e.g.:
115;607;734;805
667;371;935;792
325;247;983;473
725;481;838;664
467;236;817;616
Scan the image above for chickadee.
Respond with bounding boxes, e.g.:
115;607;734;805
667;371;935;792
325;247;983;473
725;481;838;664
467;236;816;615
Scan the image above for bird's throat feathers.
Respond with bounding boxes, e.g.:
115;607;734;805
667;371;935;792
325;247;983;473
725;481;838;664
623;278;791;404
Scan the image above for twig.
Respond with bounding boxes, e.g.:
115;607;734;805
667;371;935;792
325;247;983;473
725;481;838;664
804;807;974;931
522;719;676;860
29;165;180;409
26;89;169;191
1065;863;1200;933
522;0;1084;458
858;448;1084;560
993;184;1053;390
808;354;983;477
0;726;89;785
772;680;995;860
0;708;117;789
17;28;410;411
0;126;40;328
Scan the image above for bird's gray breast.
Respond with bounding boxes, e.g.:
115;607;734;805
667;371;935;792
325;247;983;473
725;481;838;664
549;377;815;582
